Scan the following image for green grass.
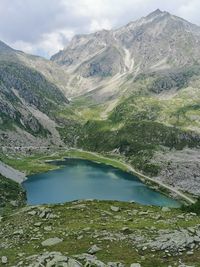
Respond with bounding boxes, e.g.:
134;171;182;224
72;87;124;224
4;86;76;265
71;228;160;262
0;153;57;175
0;174;26;214
0;149;129;175
1;200;200;266
182;198;200;215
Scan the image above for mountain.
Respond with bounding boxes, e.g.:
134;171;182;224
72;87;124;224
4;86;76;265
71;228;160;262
0;40;70;147
50;10;200;195
1;10;200;266
51;9;200;100
0;10;200;196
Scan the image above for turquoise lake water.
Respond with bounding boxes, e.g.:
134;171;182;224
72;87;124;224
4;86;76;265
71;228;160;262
23;158;180;207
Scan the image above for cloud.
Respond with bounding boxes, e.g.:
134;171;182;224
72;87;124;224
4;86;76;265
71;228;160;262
0;0;200;58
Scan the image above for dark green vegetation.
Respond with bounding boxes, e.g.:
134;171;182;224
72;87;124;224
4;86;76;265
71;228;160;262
75;119;199;176
182;198;200;215
0;174;26;214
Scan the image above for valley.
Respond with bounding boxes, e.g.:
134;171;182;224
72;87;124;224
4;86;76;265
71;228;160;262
0;8;200;267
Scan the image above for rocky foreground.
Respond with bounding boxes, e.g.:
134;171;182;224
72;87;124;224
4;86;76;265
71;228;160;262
1;200;200;267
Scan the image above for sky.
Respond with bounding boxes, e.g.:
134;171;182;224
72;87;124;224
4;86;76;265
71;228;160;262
1;0;200;58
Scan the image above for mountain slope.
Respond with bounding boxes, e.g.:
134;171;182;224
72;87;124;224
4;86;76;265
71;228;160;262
51;9;200;100
0;41;70;146
0;10;200;195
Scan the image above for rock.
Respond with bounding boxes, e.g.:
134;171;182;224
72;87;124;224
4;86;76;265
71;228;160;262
138;211;149;215
161;207;171;212
186;251;194;255
71;204;87;210
1;256;8;264
110;206;120;212
121;227;132;234
10;200;18;207
177;214;185;219
13;229;24;235
190;212;197;216
86;259;106;267
114;215;122;220
44;226;52;231
74;253;97;262
67;258;83;267
154;215;162;220
19;252;82;267
47;213;59;219
87;244;102;254
34;222;42;227
83;227;91;232
188;227;196;234
140;227;200;254
130;264;141;267
108;262;125;267
41;237;63;247
28;210;37;216
39;211;49;218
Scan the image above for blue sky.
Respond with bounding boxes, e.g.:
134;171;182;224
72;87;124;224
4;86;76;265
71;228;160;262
0;0;200;58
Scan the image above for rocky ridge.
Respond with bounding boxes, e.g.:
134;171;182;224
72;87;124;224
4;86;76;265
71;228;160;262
51;9;200;100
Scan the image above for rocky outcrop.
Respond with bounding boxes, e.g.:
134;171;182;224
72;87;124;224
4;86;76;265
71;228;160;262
151;148;200;195
0;161;25;183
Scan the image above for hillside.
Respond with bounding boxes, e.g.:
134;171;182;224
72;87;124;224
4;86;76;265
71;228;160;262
51;10;200;196
0;10;200;195
0;41;72;147
1;200;200;266
0;174;26;213
51;9;200;101
1;8;200;267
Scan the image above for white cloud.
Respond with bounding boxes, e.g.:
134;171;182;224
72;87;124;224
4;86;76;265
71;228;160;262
89;19;112;32
1;0;200;58
11;29;75;58
176;0;200;25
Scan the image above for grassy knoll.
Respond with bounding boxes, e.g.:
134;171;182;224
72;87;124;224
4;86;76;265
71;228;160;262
1;200;200;266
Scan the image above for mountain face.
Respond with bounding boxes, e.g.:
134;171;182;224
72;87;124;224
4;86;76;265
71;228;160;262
0;10;200;193
0;41;70;147
50;10;200;196
51;9;200;99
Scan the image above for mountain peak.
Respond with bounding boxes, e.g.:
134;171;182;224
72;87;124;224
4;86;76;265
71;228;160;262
146;8;168;18
0;40;13;52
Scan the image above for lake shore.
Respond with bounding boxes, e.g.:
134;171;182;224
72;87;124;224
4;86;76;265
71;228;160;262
44;149;196;205
1;147;196;205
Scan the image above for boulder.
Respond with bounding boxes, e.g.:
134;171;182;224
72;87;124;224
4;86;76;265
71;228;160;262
161;207;171;212
41;237;63;247
110;206;120;212
87;244;102;254
1;256;8;264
